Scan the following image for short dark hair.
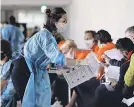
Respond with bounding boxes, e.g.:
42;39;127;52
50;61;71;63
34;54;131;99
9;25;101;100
0;39;12;60
9;16;16;25
95;30;112;44
125;26;134;33
85;30;96;38
116;38;134;52
44;7;66;32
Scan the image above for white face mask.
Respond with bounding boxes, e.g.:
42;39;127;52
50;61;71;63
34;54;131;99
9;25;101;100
98;44;104;48
56;22;68;33
98;41;104;48
64;48;75;59
85;39;94;49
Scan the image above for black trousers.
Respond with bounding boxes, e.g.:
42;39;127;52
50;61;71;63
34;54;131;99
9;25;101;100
11;56;30;101
75;78;122;107
92;84;122;107
52;76;68;106
74;77;100;107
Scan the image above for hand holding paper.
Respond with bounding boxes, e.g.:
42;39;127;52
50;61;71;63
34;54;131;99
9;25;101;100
102;54;111;64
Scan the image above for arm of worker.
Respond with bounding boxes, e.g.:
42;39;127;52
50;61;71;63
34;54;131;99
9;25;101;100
36;30;65;66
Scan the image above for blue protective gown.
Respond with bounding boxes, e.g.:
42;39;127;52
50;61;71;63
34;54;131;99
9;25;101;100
22;29;65;107
1;24;24;54
0;60;15;106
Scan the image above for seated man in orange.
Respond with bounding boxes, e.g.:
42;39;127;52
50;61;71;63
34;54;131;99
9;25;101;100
84;30;99;53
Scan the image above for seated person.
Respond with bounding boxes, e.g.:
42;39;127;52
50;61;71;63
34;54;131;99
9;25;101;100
124;53;134;89
122;54;134;107
123;49;134;99
90;30;116;79
92;38;134;107
110;38;134;98
125;26;134;43
104;38;134;67
95;30;116;62
105;38;134;91
0;40;16;107
84;30;99;52
60;39;90;60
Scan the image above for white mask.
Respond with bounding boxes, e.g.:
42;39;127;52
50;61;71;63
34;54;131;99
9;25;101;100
56;22;68;33
64;48;75;59
98;44;104;48
85;39;94;49
98;41;104;48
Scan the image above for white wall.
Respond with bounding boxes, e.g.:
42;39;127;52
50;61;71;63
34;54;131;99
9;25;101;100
1;0;71;6
0;10;6;22
67;0;134;48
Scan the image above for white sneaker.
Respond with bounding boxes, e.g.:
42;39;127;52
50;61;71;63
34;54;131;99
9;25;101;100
122;97;134;106
51;101;63;107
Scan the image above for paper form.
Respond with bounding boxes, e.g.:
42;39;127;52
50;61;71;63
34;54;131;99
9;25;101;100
104;48;123;60
105;66;120;81
63;65;95;88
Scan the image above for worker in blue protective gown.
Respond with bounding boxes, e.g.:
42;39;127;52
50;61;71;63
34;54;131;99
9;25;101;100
22;7;67;107
1;16;24;54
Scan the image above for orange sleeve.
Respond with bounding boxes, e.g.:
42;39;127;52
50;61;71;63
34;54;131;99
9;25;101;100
97;48;105;62
76;50;90;60
97;43;116;62
93;45;99;54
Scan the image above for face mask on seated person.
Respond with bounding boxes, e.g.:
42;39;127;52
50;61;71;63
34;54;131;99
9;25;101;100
98;41;104;48
64;48;75;59
85;39;94;49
